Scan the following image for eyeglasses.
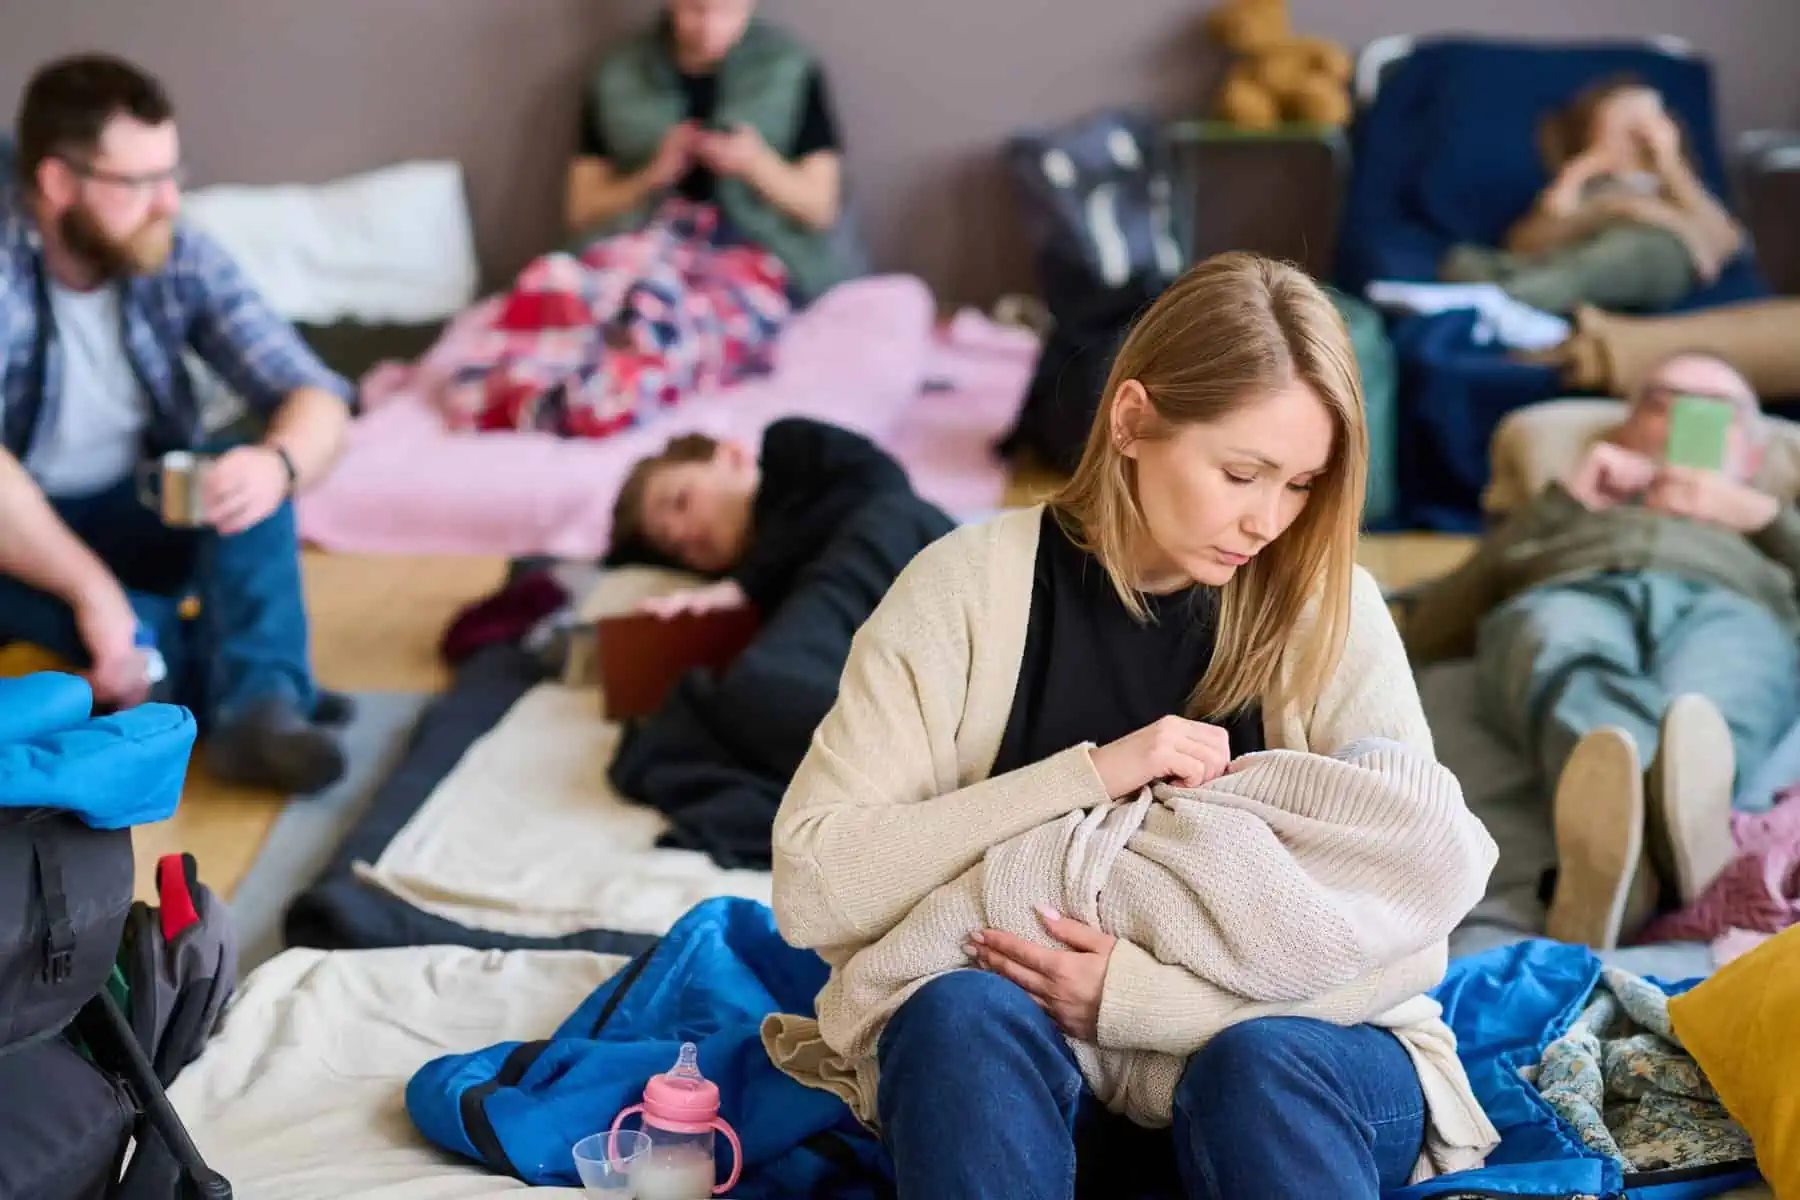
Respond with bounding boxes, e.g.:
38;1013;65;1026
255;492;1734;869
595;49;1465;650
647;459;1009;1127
58;156;188;194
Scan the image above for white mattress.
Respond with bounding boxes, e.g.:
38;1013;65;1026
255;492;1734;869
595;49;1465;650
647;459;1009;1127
170;944;624;1199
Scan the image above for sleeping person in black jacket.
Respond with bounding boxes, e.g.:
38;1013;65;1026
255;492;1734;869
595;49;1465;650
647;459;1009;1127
605;416;955;869
606;415;914;618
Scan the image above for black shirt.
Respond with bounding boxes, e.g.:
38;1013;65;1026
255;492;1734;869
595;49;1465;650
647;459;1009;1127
727;417;910;614
990;510;1265;778
579;67;842;207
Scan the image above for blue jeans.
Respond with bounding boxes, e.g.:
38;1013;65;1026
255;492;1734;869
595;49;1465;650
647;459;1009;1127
1475;571;1800;812
876;971;1426;1200
0;477;316;727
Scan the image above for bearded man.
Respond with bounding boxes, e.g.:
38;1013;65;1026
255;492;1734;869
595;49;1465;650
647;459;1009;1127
0;54;354;794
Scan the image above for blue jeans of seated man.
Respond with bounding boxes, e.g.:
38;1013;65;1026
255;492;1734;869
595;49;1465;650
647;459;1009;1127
1474;570;1800;813
876;970;1426;1200
0;476;315;728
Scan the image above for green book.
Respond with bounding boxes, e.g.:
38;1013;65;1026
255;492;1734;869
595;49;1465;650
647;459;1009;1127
1665;394;1735;472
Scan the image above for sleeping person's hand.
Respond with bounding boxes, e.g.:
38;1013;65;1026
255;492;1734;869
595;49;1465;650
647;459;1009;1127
637;578;748;620
967;906;1116;1042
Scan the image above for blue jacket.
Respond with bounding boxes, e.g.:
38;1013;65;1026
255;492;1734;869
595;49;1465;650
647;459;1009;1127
408;899;1760;1199
0;673;192;829
406;897;890;1197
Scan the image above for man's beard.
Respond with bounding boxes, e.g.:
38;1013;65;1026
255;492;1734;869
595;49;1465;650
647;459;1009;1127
58;204;175;279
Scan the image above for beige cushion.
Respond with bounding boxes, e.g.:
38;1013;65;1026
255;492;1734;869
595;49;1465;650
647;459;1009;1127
1484;398;1800;515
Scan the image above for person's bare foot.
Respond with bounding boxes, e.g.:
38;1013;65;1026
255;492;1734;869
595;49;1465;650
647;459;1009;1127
1646;694;1737;907
1546;728;1659;949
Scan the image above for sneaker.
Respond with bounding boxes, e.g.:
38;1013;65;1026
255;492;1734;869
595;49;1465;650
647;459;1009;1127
207;696;346;795
1546;728;1660;949
1646;693;1737;907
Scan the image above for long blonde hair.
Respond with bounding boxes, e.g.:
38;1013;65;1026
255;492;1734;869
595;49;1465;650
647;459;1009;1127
1047;252;1367;720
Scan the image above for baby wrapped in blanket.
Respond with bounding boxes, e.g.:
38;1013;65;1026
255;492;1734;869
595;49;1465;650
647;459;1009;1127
800;738;1497;1130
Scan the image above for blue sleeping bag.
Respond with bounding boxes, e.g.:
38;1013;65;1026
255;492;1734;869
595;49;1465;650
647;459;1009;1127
409;899;1760;1198
406;897;891;1198
0;672;193;829
1335;37;1771;530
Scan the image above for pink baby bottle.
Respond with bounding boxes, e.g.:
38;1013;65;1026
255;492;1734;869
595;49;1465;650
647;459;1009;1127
609;1042;742;1198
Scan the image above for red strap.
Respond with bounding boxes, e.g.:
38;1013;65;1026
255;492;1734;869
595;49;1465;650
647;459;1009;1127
157;854;200;942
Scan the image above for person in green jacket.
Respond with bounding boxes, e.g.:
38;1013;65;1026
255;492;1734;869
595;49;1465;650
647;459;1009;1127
563;0;850;302
1404;352;1800;950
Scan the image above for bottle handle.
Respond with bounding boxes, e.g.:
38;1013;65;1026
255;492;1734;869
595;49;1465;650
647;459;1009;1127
608;1105;644;1165
710;1119;743;1194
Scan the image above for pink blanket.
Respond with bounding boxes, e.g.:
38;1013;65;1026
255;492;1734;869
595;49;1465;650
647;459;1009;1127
297;276;1038;558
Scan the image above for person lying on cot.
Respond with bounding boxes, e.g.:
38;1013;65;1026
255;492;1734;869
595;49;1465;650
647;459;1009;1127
1441;75;1744;315
606;416;915;619
765;253;1501;1198
563;0;851;304
1404;352;1800;951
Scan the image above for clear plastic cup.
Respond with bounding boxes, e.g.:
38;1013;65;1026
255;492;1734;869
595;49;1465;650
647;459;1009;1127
573;1129;650;1197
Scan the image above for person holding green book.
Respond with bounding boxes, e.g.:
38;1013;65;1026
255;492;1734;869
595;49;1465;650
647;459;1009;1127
1404;351;1800;951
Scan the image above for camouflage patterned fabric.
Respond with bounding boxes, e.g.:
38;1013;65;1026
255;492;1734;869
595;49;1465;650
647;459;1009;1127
1519;967;1754;1173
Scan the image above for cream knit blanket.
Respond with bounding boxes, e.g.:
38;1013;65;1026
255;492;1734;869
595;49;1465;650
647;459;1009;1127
767;738;1501;1176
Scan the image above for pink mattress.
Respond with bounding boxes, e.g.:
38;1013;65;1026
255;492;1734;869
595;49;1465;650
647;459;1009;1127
297;275;1037;558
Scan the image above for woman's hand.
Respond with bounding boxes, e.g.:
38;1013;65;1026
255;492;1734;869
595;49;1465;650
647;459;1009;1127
967;906;1116;1041
637;578;748;619
1087;715;1232;797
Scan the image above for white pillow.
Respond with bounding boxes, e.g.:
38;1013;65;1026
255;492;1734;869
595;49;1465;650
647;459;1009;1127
181;160;479;326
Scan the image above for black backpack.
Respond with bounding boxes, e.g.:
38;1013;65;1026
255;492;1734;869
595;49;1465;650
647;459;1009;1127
0;819;235;1200
996;107;1184;473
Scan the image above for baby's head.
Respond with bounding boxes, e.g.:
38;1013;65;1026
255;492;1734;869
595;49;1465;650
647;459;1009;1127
609;432;759;574
1612;352;1765;480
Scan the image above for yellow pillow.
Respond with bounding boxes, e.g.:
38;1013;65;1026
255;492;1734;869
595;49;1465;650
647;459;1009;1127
1668;925;1800;1197
0;642;76;680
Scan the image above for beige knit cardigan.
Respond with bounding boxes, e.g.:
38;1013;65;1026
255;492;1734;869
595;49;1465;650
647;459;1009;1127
760;505;1503;1180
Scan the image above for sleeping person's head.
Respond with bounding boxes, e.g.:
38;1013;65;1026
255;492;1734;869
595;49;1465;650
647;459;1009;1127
668;0;755;73
611;433;760;574
1613;351;1766;480
1049;251;1366;718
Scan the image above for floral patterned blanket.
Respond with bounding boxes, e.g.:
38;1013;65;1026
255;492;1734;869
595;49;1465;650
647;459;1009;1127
1520;966;1753;1174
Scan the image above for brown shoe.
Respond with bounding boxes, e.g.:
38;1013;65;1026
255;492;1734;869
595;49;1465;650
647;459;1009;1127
1546;728;1660;949
1646;694;1737;907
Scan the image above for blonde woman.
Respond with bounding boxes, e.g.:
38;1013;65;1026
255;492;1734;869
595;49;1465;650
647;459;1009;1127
766;254;1499;1198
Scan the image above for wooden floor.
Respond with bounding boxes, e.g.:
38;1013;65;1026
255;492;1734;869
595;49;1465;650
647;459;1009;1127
130;553;506;901
136;494;1473;904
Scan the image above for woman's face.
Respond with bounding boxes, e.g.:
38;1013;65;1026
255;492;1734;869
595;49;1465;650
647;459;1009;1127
669;0;754;69
639;447;758;574
1117;381;1337;589
1589;87;1666;160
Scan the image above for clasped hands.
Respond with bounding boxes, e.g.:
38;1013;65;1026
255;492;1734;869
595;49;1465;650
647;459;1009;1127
644;120;776;190
967;715;1239;1042
1565;441;1779;534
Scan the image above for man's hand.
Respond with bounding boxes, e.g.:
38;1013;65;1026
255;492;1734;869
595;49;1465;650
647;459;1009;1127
967;906;1117;1042
696;123;775;181
1564;442;1656;511
1645;464;1781;533
74;582;148;709
203;446;290;536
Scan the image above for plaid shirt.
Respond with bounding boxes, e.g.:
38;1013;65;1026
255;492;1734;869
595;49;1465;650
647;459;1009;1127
0;187;351;463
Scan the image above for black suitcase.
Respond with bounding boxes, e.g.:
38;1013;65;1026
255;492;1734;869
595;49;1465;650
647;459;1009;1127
0;810;231;1200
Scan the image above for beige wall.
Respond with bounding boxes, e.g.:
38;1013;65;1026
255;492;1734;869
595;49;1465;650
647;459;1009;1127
4;0;1797;304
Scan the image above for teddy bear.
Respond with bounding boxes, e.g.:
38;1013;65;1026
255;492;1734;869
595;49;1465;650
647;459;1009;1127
1204;0;1355;130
